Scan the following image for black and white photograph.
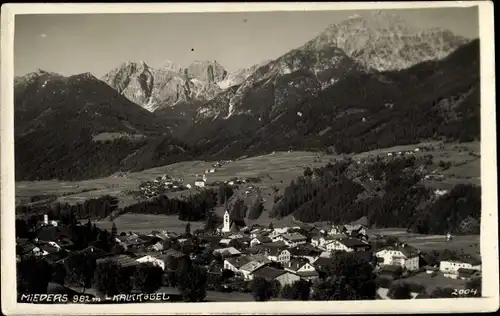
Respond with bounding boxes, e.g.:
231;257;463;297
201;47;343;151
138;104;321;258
1;2;498;315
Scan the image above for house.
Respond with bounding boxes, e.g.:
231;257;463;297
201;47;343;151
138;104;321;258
35;226;73;243
457;268;481;280
16;240;44;258
219;238;232;246
375;244;420;271
313;234;344;249
228;233;244;240
269;228;288;241
328;226;343;236
325;238;371;252
213;247;241;257
224;256;253;273
150;241;164;252
44;250;69;265
289;244;322;263
136;255;166;270
194;179;206;188
250;236;272;247
342;224;368;237
262;248;291;263
250;266;301;287
281;233;307;247
440;255;481;278
163;248;187;261
78;245;110;259
319;251;332;258
284;258;319;281
239;260;268;281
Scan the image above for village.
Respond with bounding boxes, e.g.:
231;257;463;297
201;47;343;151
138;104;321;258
16;206;482;302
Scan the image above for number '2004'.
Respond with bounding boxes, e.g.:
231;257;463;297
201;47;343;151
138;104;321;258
452;288;479;296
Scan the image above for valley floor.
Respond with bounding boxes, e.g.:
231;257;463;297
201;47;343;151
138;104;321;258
16;141;480;211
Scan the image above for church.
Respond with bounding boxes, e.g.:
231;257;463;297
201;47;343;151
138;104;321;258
219;209;245;234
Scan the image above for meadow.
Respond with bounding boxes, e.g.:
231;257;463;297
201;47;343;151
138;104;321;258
16;141;480;209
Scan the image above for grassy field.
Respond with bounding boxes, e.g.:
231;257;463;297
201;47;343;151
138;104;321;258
352;141;480;189
93;214;205;235
392;272;469;292
369;228;480;257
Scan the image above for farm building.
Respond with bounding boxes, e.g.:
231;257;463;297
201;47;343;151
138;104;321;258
375;244;420;271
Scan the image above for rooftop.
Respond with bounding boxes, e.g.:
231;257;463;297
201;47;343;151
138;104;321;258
282;232;307;241
285;258;309;272
339;237;371;248
296;270;319;277
251;266;287;280
96;254;139;268
225;256;253;269
240;261;266;273
378;244;420;258
443;255;481;266
213;247;241;256
457;268;481;276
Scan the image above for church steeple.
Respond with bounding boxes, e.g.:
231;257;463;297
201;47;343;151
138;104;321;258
222;208;231;233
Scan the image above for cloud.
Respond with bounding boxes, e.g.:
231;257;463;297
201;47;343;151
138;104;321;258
40;33;47;38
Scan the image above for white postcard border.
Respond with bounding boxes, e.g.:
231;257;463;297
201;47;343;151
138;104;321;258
1;2;498;315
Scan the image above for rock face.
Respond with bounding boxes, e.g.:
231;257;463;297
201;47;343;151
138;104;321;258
303;10;470;71
217;60;272;90
103;60;231;112
193;10;471;122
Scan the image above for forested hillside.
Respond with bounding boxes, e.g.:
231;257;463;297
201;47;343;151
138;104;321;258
271;156;481;235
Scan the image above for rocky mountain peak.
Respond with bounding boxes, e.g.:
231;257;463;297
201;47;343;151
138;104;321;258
303;10;469;71
186;60;227;83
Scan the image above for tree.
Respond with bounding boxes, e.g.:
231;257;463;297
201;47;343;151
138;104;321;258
176;263;207;302
185;223;191;236
231;198;248;221
388;282;412;300
311;276;358;300
465;277;482;297
17;257;52;295
204;210;218;232
251;277;273;301
51;263;67;285
248;196;264;220
111;243;126;255
65;252;96;293
270;280;282;298
288;279;311;300
429;287;455;298
132;263;163;293
116;267;134;294
323;252;377;300
111;222;118;237
269;222;274;230
281;284;296;300
303;167;313;177
93;260;132;296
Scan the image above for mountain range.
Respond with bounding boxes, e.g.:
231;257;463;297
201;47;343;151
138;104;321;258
14;11;480;181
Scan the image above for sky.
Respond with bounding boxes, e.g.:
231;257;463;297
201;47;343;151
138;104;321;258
14;6;479;78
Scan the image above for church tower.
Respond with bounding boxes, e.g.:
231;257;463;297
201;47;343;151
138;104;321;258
222;209;231;233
